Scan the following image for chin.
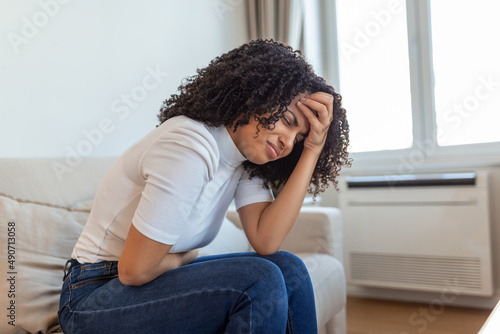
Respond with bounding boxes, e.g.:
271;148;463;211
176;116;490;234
244;154;271;165
247;158;268;165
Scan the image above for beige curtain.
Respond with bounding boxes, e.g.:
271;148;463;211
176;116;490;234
245;0;340;88
246;0;303;50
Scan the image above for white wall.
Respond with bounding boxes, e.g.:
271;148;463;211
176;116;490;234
0;0;248;158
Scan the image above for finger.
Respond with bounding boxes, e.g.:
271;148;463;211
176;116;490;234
299;97;331;123
297;100;323;131
308;92;334;103
297;99;316;119
297;102;329;147
307;93;334;119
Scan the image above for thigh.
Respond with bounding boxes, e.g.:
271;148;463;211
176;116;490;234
60;256;288;334
195;251;312;291
198;251;318;334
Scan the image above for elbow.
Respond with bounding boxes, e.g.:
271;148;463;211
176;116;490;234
255;249;279;256
118;273;146;286
118;264;149;286
245;229;284;255
251;241;281;256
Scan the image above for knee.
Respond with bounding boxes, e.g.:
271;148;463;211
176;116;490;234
239;258;287;292
269;251;310;276
244;257;286;288
228;259;288;332
248;259;288;311
232;258;288;314
272;250;303;264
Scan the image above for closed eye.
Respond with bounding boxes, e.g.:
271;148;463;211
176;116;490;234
284;109;307;145
282;117;300;145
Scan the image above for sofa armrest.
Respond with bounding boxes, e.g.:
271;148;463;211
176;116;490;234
225;206;343;265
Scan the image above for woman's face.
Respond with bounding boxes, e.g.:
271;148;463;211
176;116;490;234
228;93;310;165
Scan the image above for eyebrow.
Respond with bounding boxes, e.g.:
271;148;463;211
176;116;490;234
287;109;309;138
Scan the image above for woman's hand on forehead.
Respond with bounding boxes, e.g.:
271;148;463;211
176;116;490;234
295;92;334;155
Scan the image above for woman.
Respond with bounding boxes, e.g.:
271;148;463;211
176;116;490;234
58;39;350;333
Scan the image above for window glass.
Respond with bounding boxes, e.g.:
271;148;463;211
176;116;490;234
336;0;413;152
431;0;500;146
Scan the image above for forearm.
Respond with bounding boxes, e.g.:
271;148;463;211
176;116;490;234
118;224;198;286
239;92;334;255
120;250;198;286
250;149;320;253
151;250;198;279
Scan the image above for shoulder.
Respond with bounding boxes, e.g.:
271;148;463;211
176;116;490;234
159;116;213;138
143;116;220;174
156;116;217;151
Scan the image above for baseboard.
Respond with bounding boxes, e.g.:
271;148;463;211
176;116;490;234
347;284;500;309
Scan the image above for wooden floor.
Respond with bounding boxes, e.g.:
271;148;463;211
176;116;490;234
346;296;492;334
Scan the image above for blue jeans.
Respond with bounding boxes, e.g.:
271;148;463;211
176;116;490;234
58;251;318;333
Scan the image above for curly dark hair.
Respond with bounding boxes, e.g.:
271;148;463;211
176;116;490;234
158;39;350;196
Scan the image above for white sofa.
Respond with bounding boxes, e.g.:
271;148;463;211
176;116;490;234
0;158;346;334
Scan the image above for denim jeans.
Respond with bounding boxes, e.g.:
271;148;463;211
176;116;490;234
58;251;318;334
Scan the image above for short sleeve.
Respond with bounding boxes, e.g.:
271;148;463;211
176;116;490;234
234;169;274;211
132;121;218;245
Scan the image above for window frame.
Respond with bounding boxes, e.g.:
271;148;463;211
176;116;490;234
333;0;500;172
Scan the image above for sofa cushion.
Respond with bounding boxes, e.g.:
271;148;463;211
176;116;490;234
199;217;251;257
0;158;115;208
297;253;346;329
0;194;90;334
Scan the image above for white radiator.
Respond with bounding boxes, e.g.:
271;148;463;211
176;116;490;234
339;171;493;296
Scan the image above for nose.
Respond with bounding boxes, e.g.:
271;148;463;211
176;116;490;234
279;132;295;152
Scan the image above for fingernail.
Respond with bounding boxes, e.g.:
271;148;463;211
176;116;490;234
300;97;306;102
297;101;303;105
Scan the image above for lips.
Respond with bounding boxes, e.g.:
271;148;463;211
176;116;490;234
267;141;280;159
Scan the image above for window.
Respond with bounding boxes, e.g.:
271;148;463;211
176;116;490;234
431;0;500;147
335;0;500;160
337;0;413;152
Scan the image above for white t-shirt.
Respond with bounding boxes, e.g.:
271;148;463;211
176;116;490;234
72;116;274;263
